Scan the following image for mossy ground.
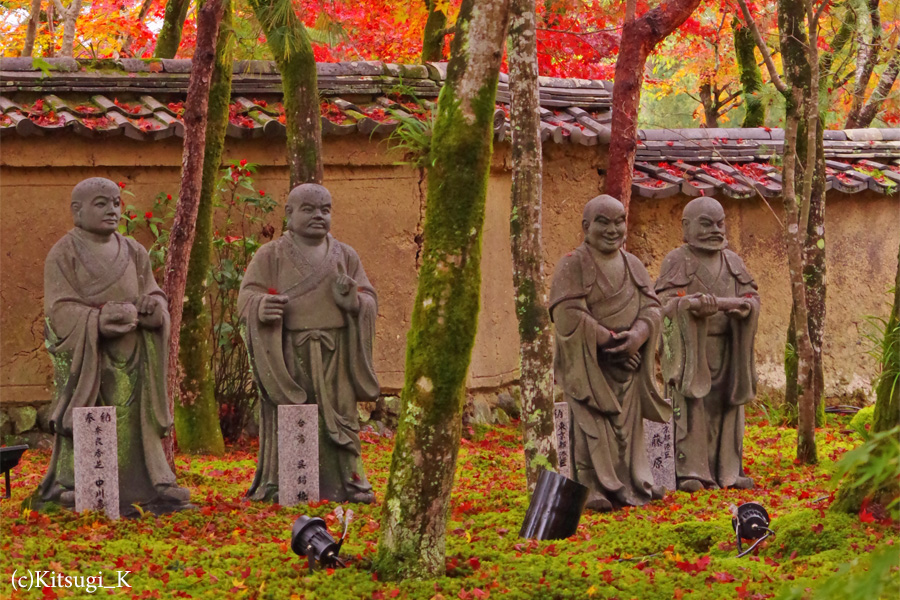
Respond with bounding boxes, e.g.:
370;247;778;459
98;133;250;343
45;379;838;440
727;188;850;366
1;410;897;599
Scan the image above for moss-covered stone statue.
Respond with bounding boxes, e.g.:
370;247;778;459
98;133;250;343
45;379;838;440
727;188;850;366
238;183;379;503
550;195;671;511
655;196;760;492
30;177;191;517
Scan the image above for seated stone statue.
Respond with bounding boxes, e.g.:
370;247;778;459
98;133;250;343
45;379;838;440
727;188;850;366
550;195;671;511
31;177;190;516
238;183;379;504
655;196;760;492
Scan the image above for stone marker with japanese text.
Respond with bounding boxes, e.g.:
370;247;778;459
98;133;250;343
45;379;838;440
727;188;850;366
73;407;119;519
278;405;319;506
643;398;675;491
554;402;572;480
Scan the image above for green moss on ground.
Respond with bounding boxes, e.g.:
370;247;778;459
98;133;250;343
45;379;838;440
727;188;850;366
1;413;896;599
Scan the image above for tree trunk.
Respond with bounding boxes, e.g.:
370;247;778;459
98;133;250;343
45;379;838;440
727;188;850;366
777;0;818;464
374;0;510;579
508;0;558;492
161;0;226;461
250;0;323;186
847;41;900;128
699;81;719;127
57;0;83;57
732;17;766;127
844;0;881;128
422;0;448;62
22;0;42;57
605;0;702;213
155;0;192;59
173;0;232;456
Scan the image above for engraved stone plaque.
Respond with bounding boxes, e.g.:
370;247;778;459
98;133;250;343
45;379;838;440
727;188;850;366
278;405;319;506
644;398;675;491
73;407;119;519
554;402;572;480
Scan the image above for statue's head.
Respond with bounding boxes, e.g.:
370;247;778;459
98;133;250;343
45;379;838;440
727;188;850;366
285;184;333;240
682;196;727;252
582;195;626;254
71;178;122;236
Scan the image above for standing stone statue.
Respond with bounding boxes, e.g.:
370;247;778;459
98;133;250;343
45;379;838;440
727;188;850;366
238;183;379;504
655;196;760;492
31;177;191;516
550;195;671;511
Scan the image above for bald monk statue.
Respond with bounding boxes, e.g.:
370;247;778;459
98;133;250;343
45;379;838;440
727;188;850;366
238;184;379;504
550;195;672;510
31;178;191;516
655;197;760;492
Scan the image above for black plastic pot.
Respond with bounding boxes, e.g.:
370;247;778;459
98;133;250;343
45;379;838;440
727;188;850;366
519;468;589;540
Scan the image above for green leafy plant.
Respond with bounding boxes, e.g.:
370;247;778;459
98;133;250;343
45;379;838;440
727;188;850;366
385;106;434;169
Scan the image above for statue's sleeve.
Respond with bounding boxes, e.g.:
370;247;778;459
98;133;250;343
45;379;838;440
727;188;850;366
128;238;173;436
550;254;622;415
342;245;380;401
238;243;307;406
627;255;671;423
43;239;102;436
726;251;760;406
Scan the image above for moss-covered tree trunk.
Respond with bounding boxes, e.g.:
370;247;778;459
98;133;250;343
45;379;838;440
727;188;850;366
156;0;192;58
777;0;819;464
833;244;900;512
162;0;226;461
732;17;766;127
173;0;232;456
605;0;701;213
374;0;511;579
249;0;322;186
507;0;558;492
422;0;449;62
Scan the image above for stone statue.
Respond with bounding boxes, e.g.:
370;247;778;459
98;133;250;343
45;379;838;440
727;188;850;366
655;196;760;492
238;183;379;504
550;195;671;511
31;177;190;516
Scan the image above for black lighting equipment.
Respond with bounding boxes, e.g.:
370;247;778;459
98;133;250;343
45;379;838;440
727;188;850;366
519;468;589;540
731;502;775;558
291;509;354;573
0;444;29;499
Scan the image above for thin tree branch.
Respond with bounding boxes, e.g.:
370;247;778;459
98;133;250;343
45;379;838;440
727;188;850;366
736;0;789;93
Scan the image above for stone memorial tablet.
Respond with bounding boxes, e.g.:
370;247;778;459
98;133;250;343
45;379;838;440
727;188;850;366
644;398;675;491
73;407;119;519
554;402;572;480
278;405;320;506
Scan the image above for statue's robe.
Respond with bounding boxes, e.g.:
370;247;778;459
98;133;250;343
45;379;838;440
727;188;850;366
655;245;760;489
238;232;379;503
35;229;182;514
550;244;671;507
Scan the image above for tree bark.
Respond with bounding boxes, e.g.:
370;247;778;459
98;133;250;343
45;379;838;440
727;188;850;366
173;0;232;457
22;0;43;57
844;0;881;127
732;17;766;127
777;0;819;464
508;0;558;492
605;0;702;213
161;0;226;460
847;41;900;128
250;0;323;186
155;0;192;59
422;0;449;62
374;0;511;579
54;0;83;57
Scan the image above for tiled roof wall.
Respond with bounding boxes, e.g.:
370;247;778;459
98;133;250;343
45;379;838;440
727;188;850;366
2;58;898;199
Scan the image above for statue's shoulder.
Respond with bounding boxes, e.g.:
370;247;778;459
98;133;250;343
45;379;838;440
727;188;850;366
722;248;755;285
333;238;361;260
553;245;591;281
120;233;151;258
46;231;77;260
622;251;655;292
656;245;693;290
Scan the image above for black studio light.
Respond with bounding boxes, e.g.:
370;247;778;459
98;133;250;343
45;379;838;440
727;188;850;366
519;468;589;540
291;508;353;573
731;502;775;558
0;444;28;499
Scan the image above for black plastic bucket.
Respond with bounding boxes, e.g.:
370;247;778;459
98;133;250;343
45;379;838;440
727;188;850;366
519;468;589;540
